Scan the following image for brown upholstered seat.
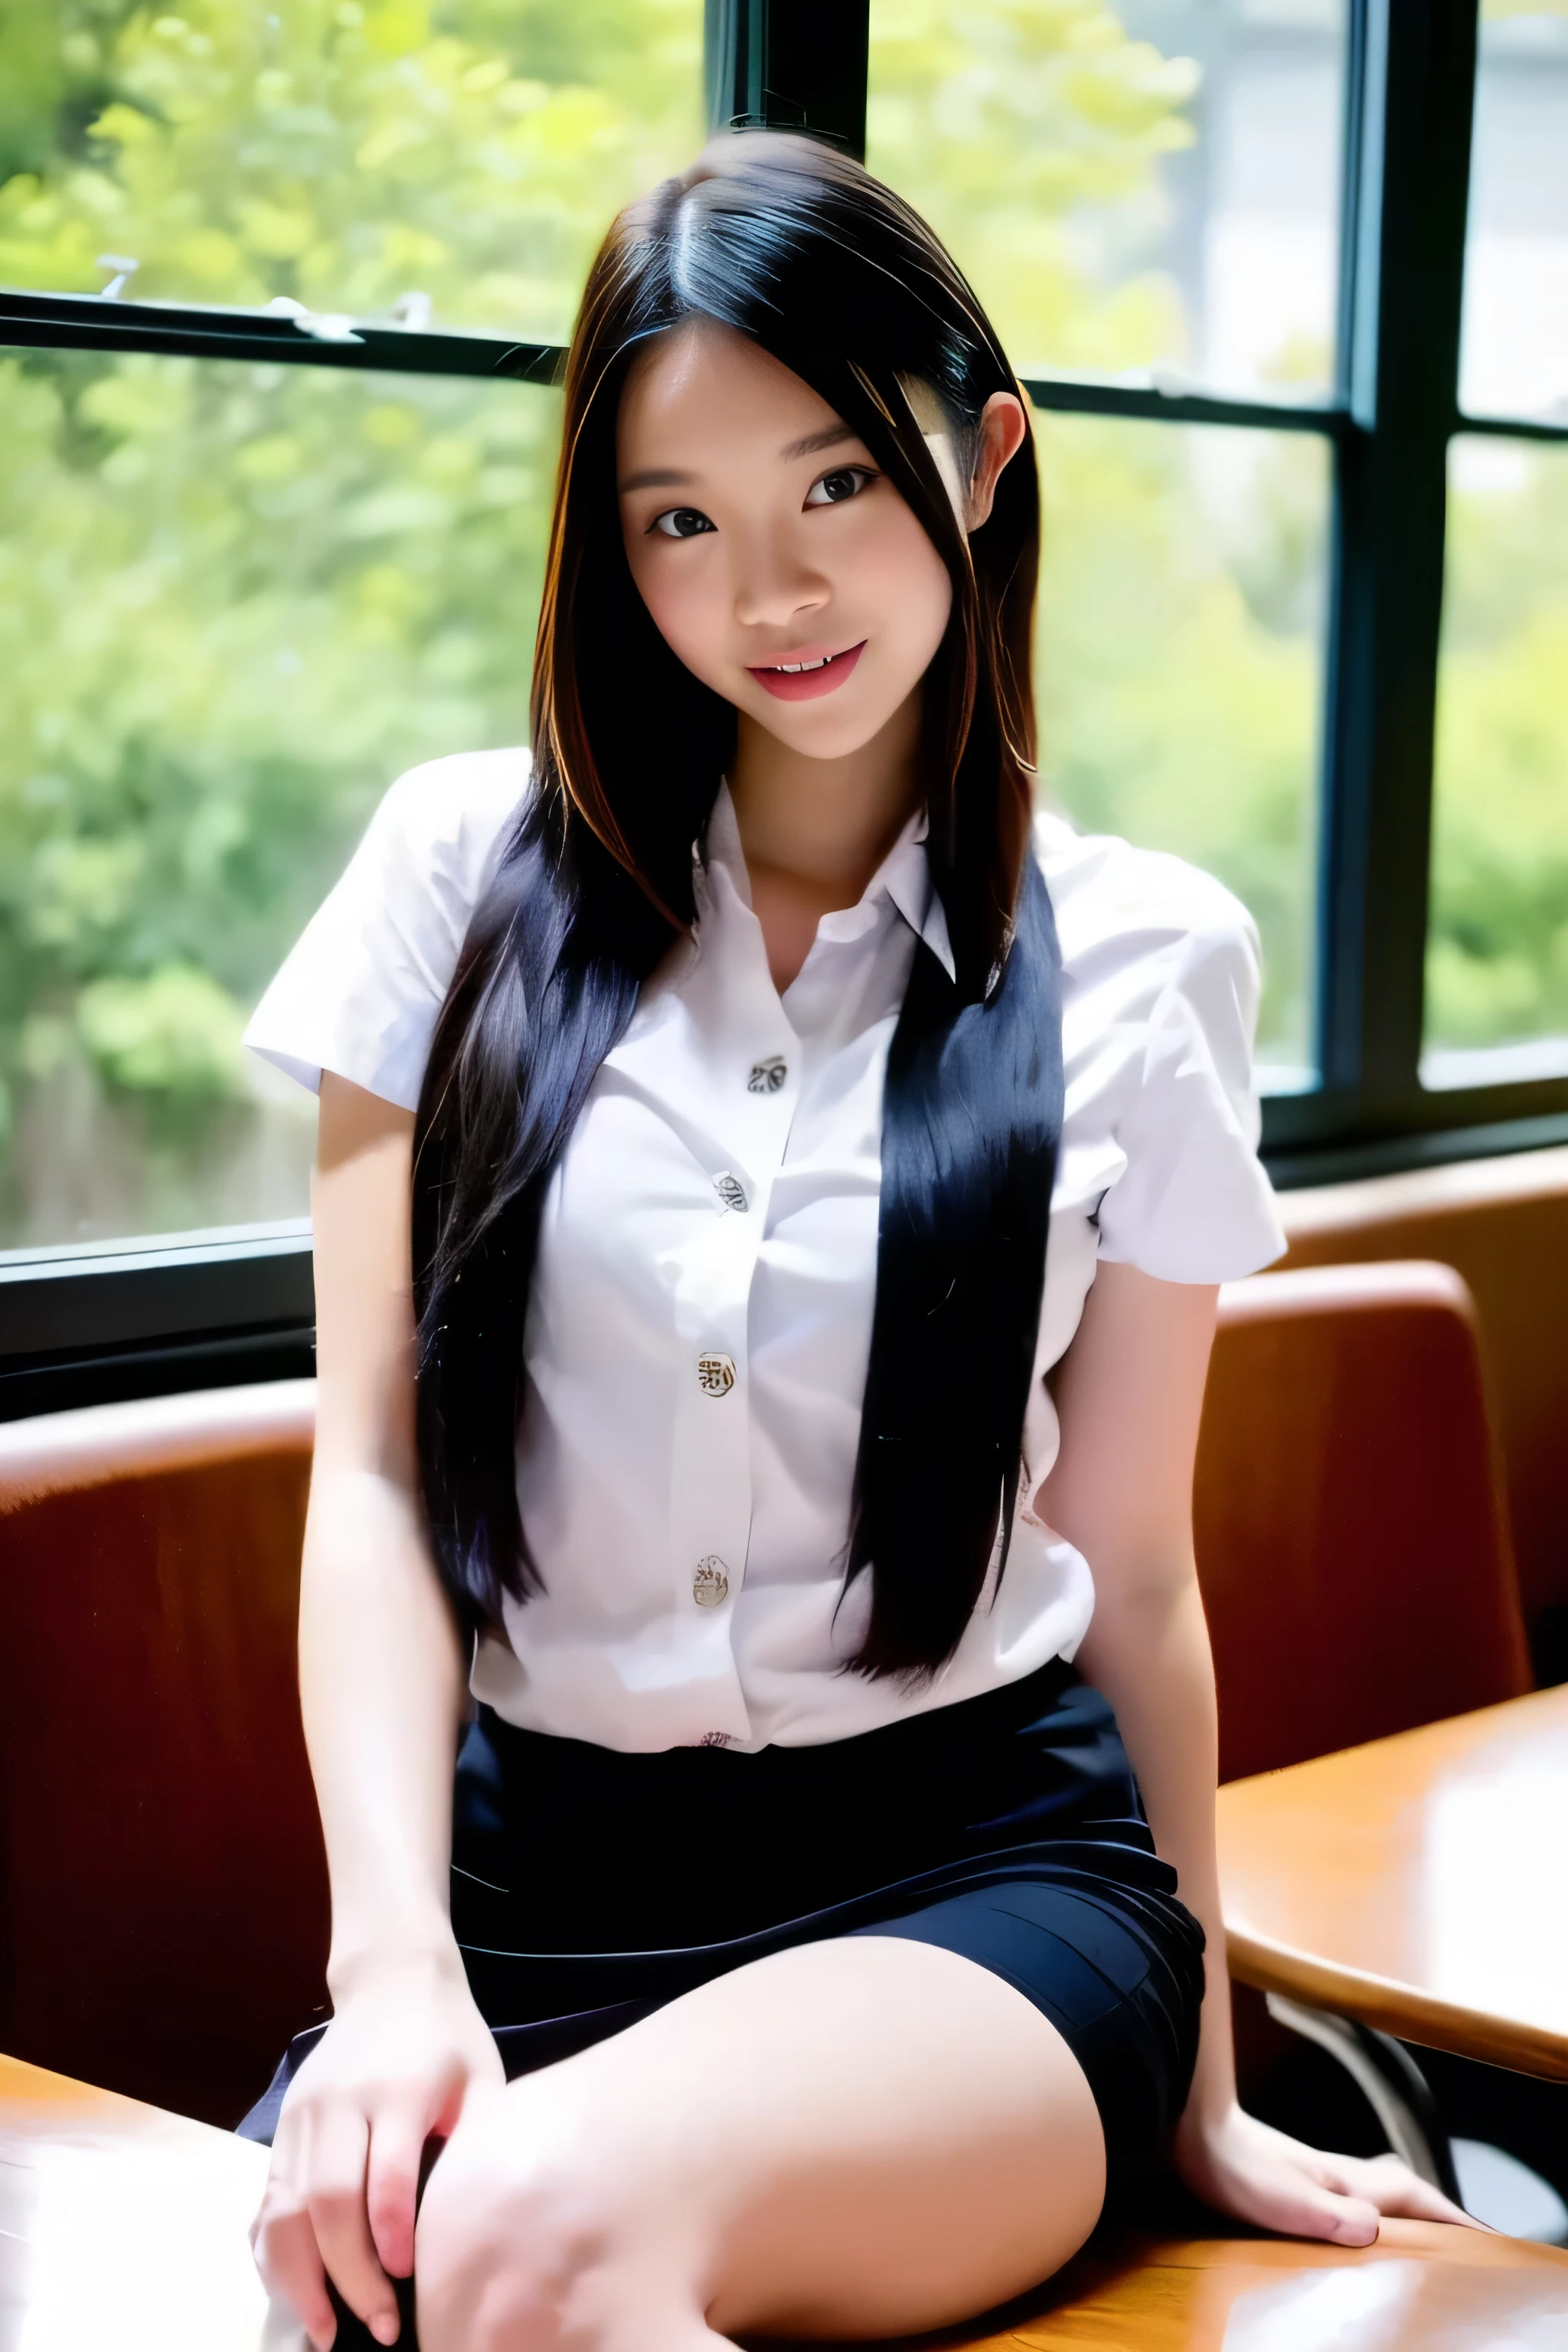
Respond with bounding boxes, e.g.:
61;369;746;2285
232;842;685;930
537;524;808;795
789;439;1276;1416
1194;1261;1533;1785
0;1253;1537;2117
1197;1260;1560;2103
0;1384;328;2125
1277;1145;1568;1645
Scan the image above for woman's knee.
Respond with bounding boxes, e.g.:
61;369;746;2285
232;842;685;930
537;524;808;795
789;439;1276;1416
414;2099;639;2352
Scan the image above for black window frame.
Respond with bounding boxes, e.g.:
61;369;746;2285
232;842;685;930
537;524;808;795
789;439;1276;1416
2;0;1564;1416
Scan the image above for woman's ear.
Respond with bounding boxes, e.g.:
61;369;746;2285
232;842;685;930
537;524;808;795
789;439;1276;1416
966;392;1027;532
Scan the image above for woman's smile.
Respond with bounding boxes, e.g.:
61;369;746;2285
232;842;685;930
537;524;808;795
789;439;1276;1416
747;639;867;700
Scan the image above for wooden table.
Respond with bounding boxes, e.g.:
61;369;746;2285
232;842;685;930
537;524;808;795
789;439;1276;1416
0;2052;297;2350
1218;1684;1568;2078
4;2051;1567;2351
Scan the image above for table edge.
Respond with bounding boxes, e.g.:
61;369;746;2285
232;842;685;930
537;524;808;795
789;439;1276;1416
1225;1926;1568;2081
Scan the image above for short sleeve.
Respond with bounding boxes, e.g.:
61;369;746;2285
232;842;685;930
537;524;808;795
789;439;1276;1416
1038;812;1287;1285
1093;892;1287;1280
243;746;528;1110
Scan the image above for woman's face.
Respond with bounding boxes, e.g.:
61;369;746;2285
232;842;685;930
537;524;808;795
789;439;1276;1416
616;322;956;763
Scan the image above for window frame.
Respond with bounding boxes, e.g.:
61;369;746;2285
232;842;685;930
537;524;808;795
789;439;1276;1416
2;0;1565;1413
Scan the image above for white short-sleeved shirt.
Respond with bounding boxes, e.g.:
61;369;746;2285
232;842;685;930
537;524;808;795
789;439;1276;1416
247;746;1285;1751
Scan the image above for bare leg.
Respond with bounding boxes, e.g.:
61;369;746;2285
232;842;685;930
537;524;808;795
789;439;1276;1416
414;1935;1106;2352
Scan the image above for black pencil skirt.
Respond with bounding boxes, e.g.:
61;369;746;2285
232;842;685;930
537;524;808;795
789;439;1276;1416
240;1660;1206;2199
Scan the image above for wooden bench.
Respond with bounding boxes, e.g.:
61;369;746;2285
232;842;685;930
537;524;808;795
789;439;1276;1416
2;1210;1563;2330
5;2050;1566;2352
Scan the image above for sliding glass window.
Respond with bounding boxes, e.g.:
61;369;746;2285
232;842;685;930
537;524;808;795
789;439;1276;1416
867;2;1343;1089
2;0;1565;1406
1425;7;1568;1099
0;2;700;1256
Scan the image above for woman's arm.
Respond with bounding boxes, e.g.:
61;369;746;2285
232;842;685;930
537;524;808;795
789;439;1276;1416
302;1075;466;1989
253;1076;502;2351
1040;1259;1469;2243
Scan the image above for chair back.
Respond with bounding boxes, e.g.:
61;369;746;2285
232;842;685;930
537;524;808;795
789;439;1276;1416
1278;1145;1568;1632
1195;1261;1532;1784
0;1273;1536;2108
0;1382;327;2125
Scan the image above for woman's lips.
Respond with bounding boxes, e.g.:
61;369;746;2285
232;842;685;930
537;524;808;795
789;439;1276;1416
746;640;867;701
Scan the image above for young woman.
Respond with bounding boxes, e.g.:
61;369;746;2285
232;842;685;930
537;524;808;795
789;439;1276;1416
243;132;1467;2352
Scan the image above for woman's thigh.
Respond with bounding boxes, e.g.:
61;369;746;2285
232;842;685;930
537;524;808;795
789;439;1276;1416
414;1934;1106;2351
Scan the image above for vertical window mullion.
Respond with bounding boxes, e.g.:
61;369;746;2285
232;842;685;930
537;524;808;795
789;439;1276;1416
1316;0;1478;1133
706;0;869;160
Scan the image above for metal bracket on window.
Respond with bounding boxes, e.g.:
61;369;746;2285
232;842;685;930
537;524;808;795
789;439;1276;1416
96;254;139;299
263;296;364;346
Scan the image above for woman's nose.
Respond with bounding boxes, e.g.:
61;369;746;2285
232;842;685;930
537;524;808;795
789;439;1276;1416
733;534;830;632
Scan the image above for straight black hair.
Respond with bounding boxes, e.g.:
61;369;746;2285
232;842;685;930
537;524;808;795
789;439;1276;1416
413;131;1063;1677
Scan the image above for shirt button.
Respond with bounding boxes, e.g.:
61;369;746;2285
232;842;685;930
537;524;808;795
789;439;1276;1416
697;1352;736;1396
713;1171;747;1214
747;1056;787;1093
693;1557;730;1606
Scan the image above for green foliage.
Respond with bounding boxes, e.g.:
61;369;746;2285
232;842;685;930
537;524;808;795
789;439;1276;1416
1;0;1560;1243
0;0;702;335
0;0;692;1244
0;345;557;1152
77;962;250;1101
873;2;1567;1076
1428;444;1568;1053
871;4;1321;1066
868;0;1198;378
1032;416;1326;1061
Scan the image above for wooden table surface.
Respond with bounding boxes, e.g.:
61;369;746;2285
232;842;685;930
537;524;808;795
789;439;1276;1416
0;2051;297;2350
4;2050;1567;2350
1217;1682;1568;2078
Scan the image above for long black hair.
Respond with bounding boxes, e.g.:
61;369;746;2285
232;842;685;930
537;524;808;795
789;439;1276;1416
413;132;1063;1679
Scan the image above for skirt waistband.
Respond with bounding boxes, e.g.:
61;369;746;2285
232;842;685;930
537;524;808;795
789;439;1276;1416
449;1658;1155;1962
470;1654;1078;1790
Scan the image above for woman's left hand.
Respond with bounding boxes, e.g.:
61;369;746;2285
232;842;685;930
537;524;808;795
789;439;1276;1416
1174;2101;1480;2244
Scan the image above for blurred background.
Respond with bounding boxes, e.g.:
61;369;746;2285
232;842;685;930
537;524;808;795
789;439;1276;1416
0;0;1563;1249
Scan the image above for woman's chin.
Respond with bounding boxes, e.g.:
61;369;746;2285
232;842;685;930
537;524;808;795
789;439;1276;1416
740;688;910;763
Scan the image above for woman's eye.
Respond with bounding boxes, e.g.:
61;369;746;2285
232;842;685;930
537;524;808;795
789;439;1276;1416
652;507;715;540
805;466;875;508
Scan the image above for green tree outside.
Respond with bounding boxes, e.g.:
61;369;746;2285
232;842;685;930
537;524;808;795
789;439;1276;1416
0;0;1561;1244
0;0;698;1243
1423;0;1568;1070
867;0;1326;1073
1429;440;1568;1060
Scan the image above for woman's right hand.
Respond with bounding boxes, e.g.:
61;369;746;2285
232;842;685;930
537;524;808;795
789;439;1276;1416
251;1950;505;2350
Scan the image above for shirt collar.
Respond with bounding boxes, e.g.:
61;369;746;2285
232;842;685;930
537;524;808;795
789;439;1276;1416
700;782;956;982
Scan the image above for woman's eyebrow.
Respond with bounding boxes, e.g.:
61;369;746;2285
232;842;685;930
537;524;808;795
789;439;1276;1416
618;423;858;494
618;465;697;493
780;422;858;461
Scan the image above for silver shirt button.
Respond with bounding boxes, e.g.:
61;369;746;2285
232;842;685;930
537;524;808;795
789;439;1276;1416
693;1556;730;1606
713;1170;747;1214
747;1056;787;1093
697;1352;736;1396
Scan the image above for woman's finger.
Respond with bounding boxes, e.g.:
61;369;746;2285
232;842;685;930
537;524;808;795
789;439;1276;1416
1344;2153;1484;2230
303;2106;403;2346
1257;2171;1381;2247
253;2198;340;2352
365;2103;430;2280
